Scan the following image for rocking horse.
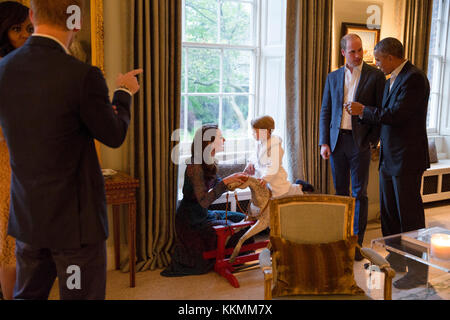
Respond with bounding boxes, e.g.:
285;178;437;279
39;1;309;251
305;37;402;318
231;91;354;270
203;177;271;288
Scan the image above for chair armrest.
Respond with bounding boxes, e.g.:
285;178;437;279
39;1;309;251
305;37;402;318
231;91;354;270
263;268;273;279
360;247;395;277
263;269;273;300
259;248;272;269
361;247;395;274
360;248;389;268
259;248;273;300
360;247;396;300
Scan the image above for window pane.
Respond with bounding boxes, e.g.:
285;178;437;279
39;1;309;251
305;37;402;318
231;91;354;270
427;55;435;90
429;0;440;52
427;56;441;129
187;48;221;93
427;93;439;129
184;96;220;138
222;96;250;139
185;0;218;43
427;0;440;86
182;48;186;93
180;97;187;141
223;50;251;93
426;0;442;130
220;1;253;45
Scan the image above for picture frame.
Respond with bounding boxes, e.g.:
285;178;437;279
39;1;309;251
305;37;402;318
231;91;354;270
12;0;104;72
340;22;381;67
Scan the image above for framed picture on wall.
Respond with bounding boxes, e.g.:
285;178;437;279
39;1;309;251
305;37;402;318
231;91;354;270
340;22;381;67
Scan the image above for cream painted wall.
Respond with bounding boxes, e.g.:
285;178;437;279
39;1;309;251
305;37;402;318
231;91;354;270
330;0;406;221
102;0;133;173
332;0;405;70
101;0;134;271
333;0;379;70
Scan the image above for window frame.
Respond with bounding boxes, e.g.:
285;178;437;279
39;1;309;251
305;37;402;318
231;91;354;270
427;0;450;135
177;0;288;200
180;0;261;160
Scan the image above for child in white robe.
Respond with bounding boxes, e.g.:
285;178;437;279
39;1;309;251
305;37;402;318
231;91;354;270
244;115;306;198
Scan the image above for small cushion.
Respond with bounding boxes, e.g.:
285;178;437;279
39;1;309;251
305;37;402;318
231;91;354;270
270;236;365;298
429;139;438;164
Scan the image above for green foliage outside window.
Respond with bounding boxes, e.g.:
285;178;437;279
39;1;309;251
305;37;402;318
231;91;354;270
181;0;255;141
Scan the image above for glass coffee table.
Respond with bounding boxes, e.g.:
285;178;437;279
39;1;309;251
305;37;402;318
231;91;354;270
372;226;450;274
371;226;450;299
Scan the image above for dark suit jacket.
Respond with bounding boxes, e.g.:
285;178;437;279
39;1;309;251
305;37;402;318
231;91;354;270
362;61;430;176
0;36;132;249
319;62;386;152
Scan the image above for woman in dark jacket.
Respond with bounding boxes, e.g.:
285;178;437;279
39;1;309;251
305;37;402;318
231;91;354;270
162;124;249;276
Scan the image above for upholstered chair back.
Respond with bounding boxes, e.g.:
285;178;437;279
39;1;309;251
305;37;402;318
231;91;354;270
269;195;355;244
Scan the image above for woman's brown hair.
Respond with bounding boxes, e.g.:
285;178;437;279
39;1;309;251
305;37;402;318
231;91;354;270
0;1;30;57
191;124;219;180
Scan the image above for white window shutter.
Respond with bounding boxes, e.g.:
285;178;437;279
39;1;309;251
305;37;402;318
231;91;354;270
259;0;288;165
439;1;450;135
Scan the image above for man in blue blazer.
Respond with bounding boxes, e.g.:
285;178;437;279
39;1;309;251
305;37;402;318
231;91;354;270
0;0;142;299
347;38;430;289
319;34;386;259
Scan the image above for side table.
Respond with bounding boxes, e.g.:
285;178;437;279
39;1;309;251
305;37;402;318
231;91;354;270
104;171;139;288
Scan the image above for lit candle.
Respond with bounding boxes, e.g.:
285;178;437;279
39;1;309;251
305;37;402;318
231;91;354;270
430;234;450;261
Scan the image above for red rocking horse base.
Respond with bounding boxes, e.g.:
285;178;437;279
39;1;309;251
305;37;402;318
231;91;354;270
203;221;270;288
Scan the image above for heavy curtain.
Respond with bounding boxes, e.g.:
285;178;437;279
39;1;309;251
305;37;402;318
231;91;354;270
285;0;333;194
130;0;182;271
404;0;433;72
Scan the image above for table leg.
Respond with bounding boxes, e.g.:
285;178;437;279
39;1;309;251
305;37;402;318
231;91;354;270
113;205;121;270
128;202;136;288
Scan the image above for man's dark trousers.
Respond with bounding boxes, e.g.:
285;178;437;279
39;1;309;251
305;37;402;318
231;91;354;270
14;240;107;300
330;131;371;245
379;166;426;237
379;165;428;277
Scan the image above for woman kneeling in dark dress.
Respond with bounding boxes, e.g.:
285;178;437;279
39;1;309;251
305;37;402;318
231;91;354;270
162;124;249;276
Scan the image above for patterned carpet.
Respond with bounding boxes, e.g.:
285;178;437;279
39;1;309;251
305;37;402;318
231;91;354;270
395;274;450;300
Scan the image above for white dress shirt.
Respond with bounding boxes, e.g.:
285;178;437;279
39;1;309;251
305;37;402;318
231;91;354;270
389;60;408;90
341;62;363;130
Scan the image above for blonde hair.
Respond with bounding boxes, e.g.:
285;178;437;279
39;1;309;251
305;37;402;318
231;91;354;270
30;0;83;30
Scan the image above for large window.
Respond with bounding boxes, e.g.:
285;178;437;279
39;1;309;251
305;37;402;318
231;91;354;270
178;0;287;197
427;0;450;133
180;0;258;155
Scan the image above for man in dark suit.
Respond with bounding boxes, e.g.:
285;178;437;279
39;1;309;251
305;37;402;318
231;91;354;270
319;34;386;260
0;0;142;299
346;37;430;289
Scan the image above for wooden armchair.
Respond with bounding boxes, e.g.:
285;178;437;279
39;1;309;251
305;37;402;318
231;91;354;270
260;195;395;300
